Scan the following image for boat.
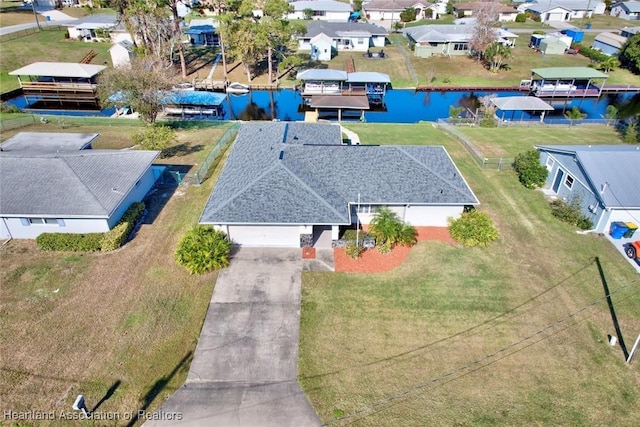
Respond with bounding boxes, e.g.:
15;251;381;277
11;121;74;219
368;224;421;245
173;82;195;91
226;82;250;94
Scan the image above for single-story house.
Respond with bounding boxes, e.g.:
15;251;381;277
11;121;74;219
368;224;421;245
287;0;352;21
453;2;520;22
0;133;161;239
519;1;606;18
535;145;640;234
363;0;430;22
199;122;479;247
186;18;219;46
522;4;574;22
620;26;640;37
299;21;387;58
612;1;640;20
404;24;518;58
592;32;628;55
424;1;449;20
63;14;118;41
109;40;135;68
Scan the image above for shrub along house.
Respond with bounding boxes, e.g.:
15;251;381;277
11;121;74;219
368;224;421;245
0;133;161;240
535;145;640;233
199;122;479;247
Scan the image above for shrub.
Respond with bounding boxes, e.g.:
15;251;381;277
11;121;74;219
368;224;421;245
515;13;527;23
36;232;103;252
512;150;548;189
369;207;418;249
574;43;608;63
342;229;370;241
101;202;146;252
131;125;176;157
345;241;365;259
400;7;417;22
448;210;499;247
175;225;232;274
550;198;593;230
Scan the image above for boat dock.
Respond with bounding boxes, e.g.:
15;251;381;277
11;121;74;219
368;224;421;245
415;86;527;92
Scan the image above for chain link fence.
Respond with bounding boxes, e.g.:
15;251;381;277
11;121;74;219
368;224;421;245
193;122;240;185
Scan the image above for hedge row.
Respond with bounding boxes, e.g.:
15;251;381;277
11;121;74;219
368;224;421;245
36;202;145;252
573;43;609;63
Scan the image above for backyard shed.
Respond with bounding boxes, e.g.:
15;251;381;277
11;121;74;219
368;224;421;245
540;37;569;55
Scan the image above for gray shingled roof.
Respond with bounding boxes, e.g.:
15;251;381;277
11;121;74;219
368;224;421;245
0;150;159;217
200;123;479;225
1;132;99;152
305;21;388;38
536;145;640;208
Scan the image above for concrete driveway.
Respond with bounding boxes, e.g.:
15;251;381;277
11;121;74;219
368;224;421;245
146;248;321;427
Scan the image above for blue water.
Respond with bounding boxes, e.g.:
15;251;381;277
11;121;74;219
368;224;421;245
6;89;638;123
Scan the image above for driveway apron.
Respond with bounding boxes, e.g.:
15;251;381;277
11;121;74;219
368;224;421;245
146;248;321;426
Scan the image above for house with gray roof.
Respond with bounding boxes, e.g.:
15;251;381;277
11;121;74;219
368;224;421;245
299;21;388;59
535;145;640;233
0;132;99;152
363;0;430;22
0;136;160;239
63;14;118;41
200;122;478;247
612;1;640;20
404;25;518;57
287;0;352;21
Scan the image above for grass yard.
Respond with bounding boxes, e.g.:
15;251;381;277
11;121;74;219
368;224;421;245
0;28;112;92
0;120;233;424
299;123;640;426
452;125;626;158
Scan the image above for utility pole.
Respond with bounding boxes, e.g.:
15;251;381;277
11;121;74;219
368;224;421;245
31;1;42;31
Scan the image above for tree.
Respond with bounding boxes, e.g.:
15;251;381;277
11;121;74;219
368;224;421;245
399;8;417;22
165;0;188;78
446;1;454;15
604;104;618;126
353;0;363;13
598;56;619;73
470;1;499;62
131;125;176;155
624;119;639;143
485;41;512;73
512;149;548;189
619;34;640;74
261;0;303;84
565;106;586;126
175;226;232;274
98;56;177;124
303;7;313;20
369;207;418;253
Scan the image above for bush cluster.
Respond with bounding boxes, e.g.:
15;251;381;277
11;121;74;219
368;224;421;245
36;202;145;252
573;43;609;63
550;199;593;230
345;241;365;259
515;13;527;23
512;150;548;189
175;225;232;274
448;209;499;247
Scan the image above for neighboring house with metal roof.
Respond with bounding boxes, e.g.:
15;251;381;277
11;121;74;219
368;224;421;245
0;134;161;239
199;122;479;247
519;1;605;19
535;145;640;233
298;21;387;58
453;2;520;22
611;1;640;20
186;18;219;46
592;32;628;55
404;25;518;57
620;26;640;37
63;13;118;41
287;0;352;21
363;0;430;21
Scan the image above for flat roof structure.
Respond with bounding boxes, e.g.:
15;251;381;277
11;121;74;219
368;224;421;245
0;132;99;152
165;91;226;106
9;62;107;79
530;67;608;80
309;95;370;109
490;96;554;111
296;69;348;81
346;72;391;84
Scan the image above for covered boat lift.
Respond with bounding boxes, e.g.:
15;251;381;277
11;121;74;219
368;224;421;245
308;95;370;121
491;96;555;122
163;90;226;118
345;71;390;104
527;67;608;98
9;62;106;109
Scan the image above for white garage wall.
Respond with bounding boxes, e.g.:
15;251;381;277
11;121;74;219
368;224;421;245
223;225;301;247
601;209;640;234
404;205;464;227
0;219;11;240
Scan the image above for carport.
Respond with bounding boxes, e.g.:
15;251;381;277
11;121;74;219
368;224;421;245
491;96;554;122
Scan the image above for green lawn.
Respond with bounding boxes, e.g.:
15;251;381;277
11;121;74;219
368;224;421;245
0;120;234;422
299;123;640;426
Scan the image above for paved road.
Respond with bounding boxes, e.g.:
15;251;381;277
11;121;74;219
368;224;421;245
146;248;321;427
0;6;76;36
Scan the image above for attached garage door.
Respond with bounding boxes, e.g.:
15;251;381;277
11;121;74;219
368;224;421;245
547;12;564;21
226;225;300;247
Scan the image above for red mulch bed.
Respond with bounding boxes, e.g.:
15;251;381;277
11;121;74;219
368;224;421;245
302;247;316;259
334;227;455;273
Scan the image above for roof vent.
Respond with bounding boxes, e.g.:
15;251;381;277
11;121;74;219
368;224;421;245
279;150;284;160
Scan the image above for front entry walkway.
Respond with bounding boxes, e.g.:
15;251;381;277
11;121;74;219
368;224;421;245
146;248;321;426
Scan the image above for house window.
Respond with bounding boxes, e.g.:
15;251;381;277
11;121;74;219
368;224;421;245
545;157;554;170
357;38;364;45
453;43;468;51
28;218;60;225
564;175;574;189
357;205;378;214
313;10;325;17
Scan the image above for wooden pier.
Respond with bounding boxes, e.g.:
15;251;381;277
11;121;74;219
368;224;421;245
415;86;528;92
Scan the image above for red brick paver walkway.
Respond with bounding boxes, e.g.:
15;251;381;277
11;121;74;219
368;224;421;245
334;227;456;273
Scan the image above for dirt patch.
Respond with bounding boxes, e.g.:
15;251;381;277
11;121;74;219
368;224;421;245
334;227;455;273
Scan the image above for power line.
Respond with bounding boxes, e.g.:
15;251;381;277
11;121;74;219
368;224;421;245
325;279;639;426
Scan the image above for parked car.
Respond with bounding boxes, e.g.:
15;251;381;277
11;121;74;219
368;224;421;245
625;241;640;261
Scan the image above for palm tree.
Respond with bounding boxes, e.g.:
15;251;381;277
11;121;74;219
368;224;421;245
369;207;418;252
485;42;512;73
565;106;586;127
598;56;619;73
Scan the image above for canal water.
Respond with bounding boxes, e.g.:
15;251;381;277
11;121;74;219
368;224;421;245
6;89;639;123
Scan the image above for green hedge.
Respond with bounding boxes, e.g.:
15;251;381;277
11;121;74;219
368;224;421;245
574;43;609;63
36;202;146;252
